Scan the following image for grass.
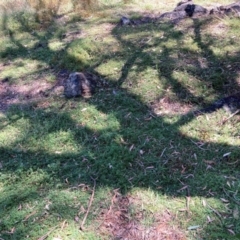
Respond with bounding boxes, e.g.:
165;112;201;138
1;0;240;239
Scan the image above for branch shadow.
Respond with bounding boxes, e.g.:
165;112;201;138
1;9;240;239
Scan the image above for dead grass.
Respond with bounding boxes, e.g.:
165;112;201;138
150;97;193;116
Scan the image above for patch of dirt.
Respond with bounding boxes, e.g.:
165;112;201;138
84;22;116;39
151;97;193;116
97;190;186;240
0;72;66;112
211;22;228;36
204;21;229;37
62;30;86;43
0;70;103;112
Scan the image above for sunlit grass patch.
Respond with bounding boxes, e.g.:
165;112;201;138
122;67;163;104
48;40;66;51
0;59;49;82
73;107;120;131
96;58;125;80
122;188;234;239
0;113;32;146
61;38;101;70
179;110;240;146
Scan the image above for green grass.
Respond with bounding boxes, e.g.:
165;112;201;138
1;0;240;239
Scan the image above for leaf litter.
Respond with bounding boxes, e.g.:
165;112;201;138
96;189;187;240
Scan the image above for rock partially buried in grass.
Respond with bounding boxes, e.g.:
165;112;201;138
210;2;240;16
174;2;207;17
120;16;132;26
64;72;97;98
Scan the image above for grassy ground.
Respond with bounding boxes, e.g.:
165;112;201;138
0;0;240;239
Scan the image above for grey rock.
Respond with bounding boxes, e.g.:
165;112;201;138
120;17;132;26
210;1;240;15
220;1;240;10
64;72;97;98
176;0;192;7
174;3;207;17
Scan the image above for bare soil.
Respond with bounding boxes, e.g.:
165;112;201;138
0;72;65;112
97;190;187;240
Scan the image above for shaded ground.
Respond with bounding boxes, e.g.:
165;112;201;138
0;70;65;112
0;74;194;116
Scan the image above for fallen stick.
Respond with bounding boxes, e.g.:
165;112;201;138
186;187;191;217
223;188;240;206
80;177;97;231
221;109;240;125
23;211;37;222
207;203;224;226
38;225;59;240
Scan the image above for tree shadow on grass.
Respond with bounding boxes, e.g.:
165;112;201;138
1;86;240;238
1;10;240;239
112;16;240;103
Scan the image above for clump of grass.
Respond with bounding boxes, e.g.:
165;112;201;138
26;0;63;24
61;38;101;71
73;0;99;11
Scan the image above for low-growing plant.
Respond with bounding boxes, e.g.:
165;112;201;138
26;0;61;23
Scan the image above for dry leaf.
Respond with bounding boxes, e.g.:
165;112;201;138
220;198;229;203
178;208;187;212
207;216;213;222
45;204;51;211
233;207;239;219
223;152;231;157
120;137;127;144
177;185;188;192
146;166;154;169
139;150;144;155
75;216;80;222
144;117;152;121
204;160;215;165
129;144;134;151
227;229;235;235
188;225;200;230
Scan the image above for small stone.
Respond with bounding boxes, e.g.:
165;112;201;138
120;17;131;26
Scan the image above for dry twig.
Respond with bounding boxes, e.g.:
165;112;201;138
221;109;240;125
223;188;240;206
23;211;37;222
186;187;191;217
207;203;223;225
80;177;97;231
37;225;59;240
